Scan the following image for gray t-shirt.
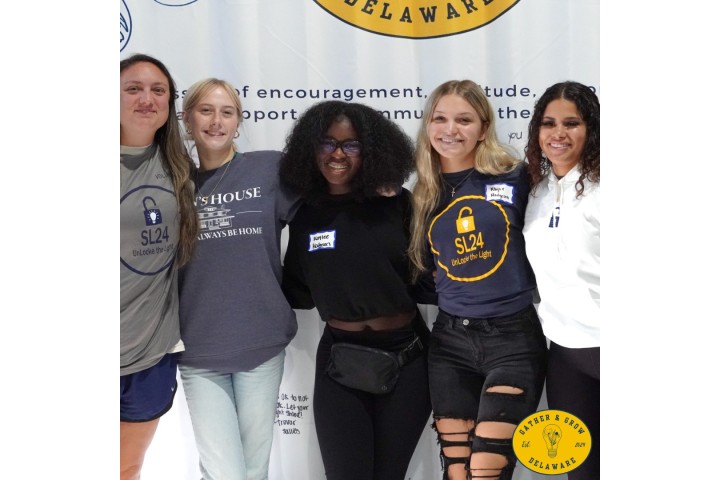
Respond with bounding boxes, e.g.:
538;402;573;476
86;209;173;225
178;150;300;373
120;144;183;376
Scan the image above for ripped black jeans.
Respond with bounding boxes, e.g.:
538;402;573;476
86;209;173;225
428;305;548;479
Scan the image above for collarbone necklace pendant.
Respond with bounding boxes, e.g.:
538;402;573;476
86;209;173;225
444;169;474;198
197;155;234;205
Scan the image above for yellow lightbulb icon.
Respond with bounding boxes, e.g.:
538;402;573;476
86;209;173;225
542;424;562;458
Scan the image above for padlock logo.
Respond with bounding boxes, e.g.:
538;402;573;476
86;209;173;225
143;196;163;226
456;206;475;233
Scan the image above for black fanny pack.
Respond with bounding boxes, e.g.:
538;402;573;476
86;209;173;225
325;334;424;395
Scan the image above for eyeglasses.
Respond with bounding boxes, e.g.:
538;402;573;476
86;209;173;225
317;139;362;156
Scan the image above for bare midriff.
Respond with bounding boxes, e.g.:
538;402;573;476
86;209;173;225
327;309;416;331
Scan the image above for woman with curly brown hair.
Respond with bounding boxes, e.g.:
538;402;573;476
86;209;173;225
523;80;600;480
280;100;432;480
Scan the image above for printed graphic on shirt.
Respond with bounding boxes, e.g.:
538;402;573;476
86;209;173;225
548;205;560;228
120;185;177;276
142;196;163;225
198;205;235;231
194;186;264;241
512;409;592;475
196;186;261;208
428;195;509;281
308;230;336;252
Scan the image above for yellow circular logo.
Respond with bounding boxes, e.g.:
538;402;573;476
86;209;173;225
512;409;592;475
314;0;522;39
427;196;510;282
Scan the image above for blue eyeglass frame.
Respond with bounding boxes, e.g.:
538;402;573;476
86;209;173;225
317;138;362;156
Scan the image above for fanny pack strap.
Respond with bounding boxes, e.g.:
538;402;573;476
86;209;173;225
396;334;424;367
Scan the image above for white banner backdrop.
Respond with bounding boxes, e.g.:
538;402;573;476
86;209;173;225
121;1;598;479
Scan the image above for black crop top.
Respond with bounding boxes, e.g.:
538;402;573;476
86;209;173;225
281;189;418;322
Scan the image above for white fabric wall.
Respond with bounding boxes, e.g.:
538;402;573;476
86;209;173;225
121;1;598;478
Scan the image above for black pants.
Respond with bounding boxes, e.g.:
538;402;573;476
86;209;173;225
546;342;600;480
314;321;432;480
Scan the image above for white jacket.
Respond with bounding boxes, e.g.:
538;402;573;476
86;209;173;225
523;165;600;348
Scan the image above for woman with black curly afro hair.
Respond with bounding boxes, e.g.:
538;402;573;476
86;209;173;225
280;100;432;480
280;100;414;204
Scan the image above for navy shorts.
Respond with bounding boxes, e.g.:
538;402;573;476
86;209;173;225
120;353;178;422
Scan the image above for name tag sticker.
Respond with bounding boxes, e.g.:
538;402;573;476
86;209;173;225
308;230;336;252
485;184;514;204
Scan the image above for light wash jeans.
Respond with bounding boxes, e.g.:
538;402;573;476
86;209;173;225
179;350;285;480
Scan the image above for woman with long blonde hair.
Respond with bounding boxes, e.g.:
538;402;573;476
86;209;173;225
408;80;547;480
176;77;300;480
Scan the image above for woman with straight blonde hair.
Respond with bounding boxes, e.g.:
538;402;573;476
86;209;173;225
408;80;547;480
177;77;300;480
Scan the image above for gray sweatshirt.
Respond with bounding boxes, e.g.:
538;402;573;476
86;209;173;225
178;150;300;373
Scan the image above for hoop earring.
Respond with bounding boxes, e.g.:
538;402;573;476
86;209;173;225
185;126;192;135
234;131;240;139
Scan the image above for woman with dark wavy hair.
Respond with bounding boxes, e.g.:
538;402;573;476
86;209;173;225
525;81;600;195
280;100;432;480
120;53;198;480
523;81;600;480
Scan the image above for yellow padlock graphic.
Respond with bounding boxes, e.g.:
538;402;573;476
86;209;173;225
456;206;475;233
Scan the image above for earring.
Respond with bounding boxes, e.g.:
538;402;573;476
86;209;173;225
234;131;240;139
186;126;192;135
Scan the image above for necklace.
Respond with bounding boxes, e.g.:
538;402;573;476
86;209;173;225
442;168;474;197
197;155;234;204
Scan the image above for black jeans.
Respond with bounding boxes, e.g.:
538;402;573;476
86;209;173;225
314;320;432;480
428;305;548;477
546;342;600;480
